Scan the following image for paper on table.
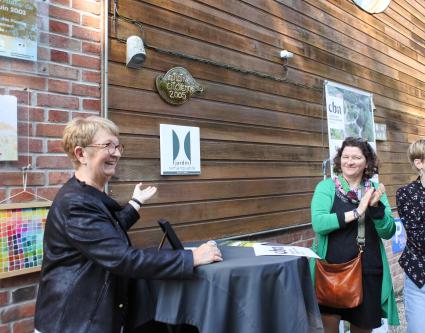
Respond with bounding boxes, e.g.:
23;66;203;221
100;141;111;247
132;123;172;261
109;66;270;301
253;244;320;258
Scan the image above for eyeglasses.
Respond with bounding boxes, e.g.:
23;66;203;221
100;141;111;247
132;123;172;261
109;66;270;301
85;143;124;154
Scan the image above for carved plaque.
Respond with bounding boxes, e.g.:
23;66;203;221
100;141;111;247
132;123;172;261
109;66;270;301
156;67;204;105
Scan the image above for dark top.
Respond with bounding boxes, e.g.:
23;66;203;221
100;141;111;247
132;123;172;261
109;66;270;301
35;176;194;333
396;177;425;288
326;189;385;274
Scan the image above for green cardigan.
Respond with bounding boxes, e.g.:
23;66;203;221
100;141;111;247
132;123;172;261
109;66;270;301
309;178;399;326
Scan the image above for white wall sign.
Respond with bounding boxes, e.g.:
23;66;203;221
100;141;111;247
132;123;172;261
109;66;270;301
0;0;37;61
160;124;201;175
374;123;387;141
0;95;18;161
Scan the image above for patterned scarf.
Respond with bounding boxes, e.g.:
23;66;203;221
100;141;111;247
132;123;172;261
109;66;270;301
334;175;371;204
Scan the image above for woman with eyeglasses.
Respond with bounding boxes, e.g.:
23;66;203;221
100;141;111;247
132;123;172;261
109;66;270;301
310;137;399;332
34;116;222;333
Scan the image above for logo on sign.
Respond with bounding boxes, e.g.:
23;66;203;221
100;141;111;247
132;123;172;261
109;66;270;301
172;130;191;165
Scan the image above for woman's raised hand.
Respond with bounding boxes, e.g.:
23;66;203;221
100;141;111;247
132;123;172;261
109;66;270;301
132;182;157;204
369;183;385;207
357;188;375;215
191;240;223;267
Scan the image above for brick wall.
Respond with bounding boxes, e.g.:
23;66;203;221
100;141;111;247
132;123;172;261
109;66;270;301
0;0;103;332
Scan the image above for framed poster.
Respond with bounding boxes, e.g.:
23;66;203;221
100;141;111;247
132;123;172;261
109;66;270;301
324;81;377;179
160;124;201;175
0;95;18;161
0;0;37;61
0;201;49;278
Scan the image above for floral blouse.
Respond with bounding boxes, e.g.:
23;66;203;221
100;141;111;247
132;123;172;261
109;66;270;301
396;177;425;288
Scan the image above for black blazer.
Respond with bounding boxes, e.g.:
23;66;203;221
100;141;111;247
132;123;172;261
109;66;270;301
35;176;194;333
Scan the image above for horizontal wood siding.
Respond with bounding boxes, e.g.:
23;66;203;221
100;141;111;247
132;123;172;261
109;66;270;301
108;0;425;247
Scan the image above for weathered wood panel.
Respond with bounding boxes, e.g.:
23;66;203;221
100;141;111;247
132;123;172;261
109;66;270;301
108;0;425;245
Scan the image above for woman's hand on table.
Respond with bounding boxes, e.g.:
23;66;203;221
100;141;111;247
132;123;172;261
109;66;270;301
191;241;223;267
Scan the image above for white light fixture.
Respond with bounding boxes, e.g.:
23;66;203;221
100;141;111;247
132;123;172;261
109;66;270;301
126;35;146;69
280;50;294;59
352;0;391;13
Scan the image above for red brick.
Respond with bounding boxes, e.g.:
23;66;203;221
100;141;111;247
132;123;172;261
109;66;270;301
0;292;8;306
10;90;31;104
0;274;39;289
82;99;101;111
49;20;69;35
82;41;100;55
36;124;66;137
12;318;34;333
71;111;99;118
0;302;35;323
50;49;69;64
48;79;70;94
3;59;35;73
82;70;100;83
82;14;100;29
72;54;100;69
36;156;72;169
37;93;79;109
48;110;70;123
51;0;70;5
18;122;33;136
47;34;81;51
7;156;34;169
47;139;64;153
72;25;100;42
72;0;101;15
37;47;50;61
18;138;43;153
0;173;44;186
49;171;73;185
0;73;45;90
0;324;9;333
49;5;80;23
37;187;61;200
17;107;44;122
49;64;79;80
72;83;100;97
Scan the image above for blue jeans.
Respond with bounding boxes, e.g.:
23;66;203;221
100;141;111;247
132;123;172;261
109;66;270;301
404;274;425;333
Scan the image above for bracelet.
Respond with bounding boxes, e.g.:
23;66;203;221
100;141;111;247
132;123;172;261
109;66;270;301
131;197;143;207
352;208;360;220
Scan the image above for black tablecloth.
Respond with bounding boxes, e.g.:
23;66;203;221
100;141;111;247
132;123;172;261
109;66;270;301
133;246;323;333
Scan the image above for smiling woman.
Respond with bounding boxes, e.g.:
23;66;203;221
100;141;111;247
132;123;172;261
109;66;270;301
34;116;223;333
310;137;399;332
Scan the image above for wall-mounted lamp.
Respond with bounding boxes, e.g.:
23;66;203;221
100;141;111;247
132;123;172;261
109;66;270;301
126;35;146;69
279;50;293;79
114;0;146;69
279;50;294;59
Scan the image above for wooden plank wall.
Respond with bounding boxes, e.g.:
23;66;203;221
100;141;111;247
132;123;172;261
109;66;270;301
107;0;425;247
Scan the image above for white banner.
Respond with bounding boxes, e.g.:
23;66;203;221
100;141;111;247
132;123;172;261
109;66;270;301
324;81;377;179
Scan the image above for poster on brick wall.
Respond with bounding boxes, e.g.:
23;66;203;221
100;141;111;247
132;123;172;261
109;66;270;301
0;95;18;161
0;0;37;61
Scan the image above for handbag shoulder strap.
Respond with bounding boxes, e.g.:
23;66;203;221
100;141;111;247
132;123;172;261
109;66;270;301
356;187;366;250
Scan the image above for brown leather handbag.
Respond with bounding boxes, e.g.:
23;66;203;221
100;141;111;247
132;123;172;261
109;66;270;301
314;213;365;309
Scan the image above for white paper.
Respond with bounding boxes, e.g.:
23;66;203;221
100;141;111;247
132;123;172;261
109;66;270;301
253;244;320;259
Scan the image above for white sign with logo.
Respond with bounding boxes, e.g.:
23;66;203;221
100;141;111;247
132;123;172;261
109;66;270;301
160;124;201;175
